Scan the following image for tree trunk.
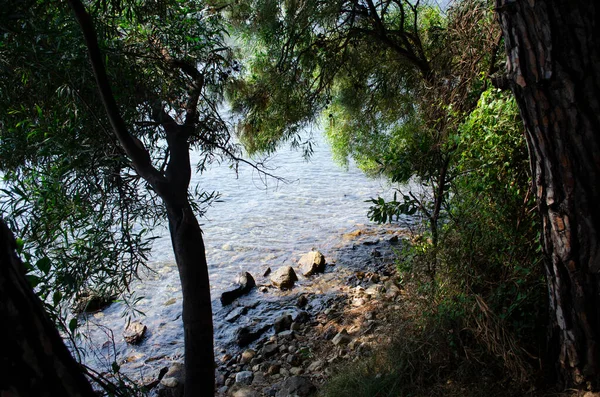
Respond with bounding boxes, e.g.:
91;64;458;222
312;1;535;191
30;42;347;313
496;0;600;389
167;203;215;397
0;219;97;397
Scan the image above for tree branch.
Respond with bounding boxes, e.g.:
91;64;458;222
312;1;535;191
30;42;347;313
67;0;165;186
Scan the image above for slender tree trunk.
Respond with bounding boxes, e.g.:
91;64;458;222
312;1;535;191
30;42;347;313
496;0;600;389
0;219;97;397
167;203;215;397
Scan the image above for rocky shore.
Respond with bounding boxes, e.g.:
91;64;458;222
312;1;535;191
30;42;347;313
150;225;409;397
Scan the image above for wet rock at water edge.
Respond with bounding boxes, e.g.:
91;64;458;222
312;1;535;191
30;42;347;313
156;362;185;397
124;321;147;344
270;266;298;289
225;306;248;323
274;314;293;333
298;250;326;277
275;376;316;397
221;272;256;306
72;291;115;313
236;325;270;347
296;294;308;308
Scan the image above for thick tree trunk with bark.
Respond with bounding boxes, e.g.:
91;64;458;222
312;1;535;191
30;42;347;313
0;219;97;397
167;203;215;397
496;0;600;389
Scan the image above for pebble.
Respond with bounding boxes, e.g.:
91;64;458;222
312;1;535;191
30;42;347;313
235;371;254;385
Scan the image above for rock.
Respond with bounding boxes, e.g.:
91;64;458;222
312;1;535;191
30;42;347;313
278;330;295;340
274;314;293;333
371;249;382;257
287;353;301;366
307;360;324;372
296;295;308;308
290;322;301;331
363;238;379;245
259;286;269;293
235;371;254;385
298;251;326;277
263;267;272;277
124;321;147;344
252;372;266;385
236;325;270;347
220;272;256;305
385;283;401;299
261;343;279;358
217;385;228;394
225;306;248;323
332;329;352;345
233;387;260;397
388;235;399;243
293;311;310;324
72;291;115;313
164;297;177;306
290;367;303;376
275;376;316;397
156;362;184;397
270;266;298;289
267;364;281;375
365;284;384;296
240;349;256;364
352;297;366;307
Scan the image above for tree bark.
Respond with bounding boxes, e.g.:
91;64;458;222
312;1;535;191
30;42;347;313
0;219;97;397
167;203;215;397
496;0;600;389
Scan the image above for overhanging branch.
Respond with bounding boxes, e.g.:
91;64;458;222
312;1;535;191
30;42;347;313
67;0;165;186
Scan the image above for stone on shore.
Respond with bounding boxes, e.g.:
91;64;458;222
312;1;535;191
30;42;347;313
236;325;270;347
273;314;293;333
220;272;256;305
298;250;326;276
275;376;316;397
235;371;254;385
157;362;184;397
270;266;298;289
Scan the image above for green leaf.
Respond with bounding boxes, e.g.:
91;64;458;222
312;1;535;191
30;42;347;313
35;257;51;275
15;238;24;253
68;318;78;333
27;274;42;288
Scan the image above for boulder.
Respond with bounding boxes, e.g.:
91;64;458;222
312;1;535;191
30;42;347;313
220;272;256;305
270;266;298;289
236;325;270;347
298;251;326;277
123;321;147;344
156;362;185;397
274;314;293;333
275;376;316;397
225;306;248;323
294;311;310;324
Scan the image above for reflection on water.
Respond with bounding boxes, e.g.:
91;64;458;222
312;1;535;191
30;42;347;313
77;133;400;380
